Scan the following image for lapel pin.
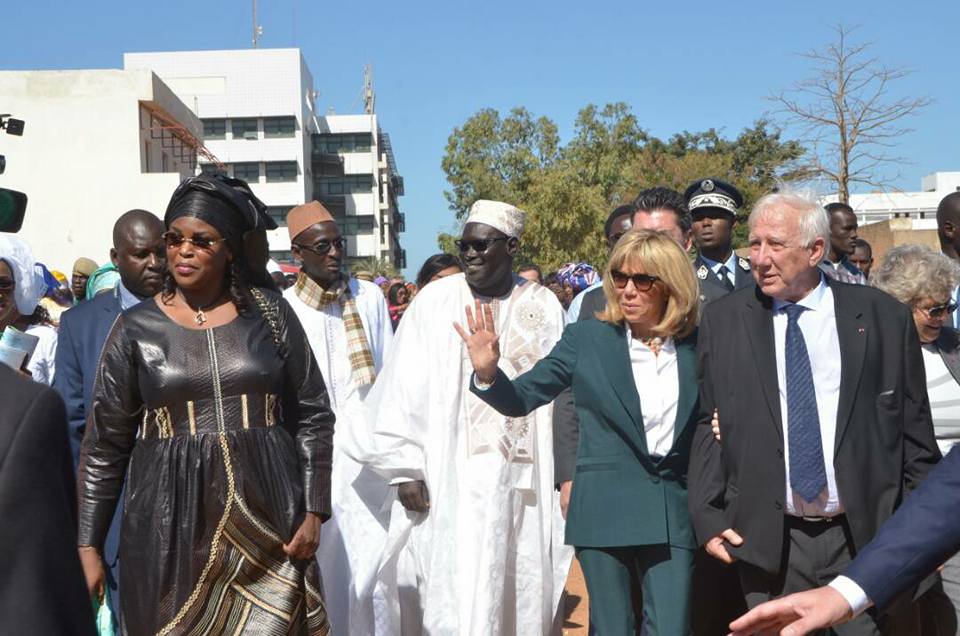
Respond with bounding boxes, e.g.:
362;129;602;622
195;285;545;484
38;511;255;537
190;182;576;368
738;257;750;271
697;264;708;280
858;327;865;334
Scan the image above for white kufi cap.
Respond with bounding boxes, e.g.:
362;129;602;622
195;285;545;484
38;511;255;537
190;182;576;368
465;200;526;238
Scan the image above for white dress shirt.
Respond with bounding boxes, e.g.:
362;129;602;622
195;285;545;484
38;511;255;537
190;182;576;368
921;343;960;454
627;332;678;456
772;277;844;517
699;252;738;288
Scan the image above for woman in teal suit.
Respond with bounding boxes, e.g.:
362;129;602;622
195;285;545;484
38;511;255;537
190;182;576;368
456;230;701;635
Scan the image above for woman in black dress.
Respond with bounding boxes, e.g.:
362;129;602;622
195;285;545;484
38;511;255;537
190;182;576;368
76;175;335;635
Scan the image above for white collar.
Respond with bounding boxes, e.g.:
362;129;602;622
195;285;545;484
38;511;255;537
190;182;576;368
772;274;831;314
700;252;737;275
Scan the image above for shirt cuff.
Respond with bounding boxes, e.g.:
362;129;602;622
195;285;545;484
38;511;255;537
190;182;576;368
472;373;494;391
828;576;872;616
389;477;415;486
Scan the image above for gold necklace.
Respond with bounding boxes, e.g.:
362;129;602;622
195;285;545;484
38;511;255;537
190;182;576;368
178;290;218;326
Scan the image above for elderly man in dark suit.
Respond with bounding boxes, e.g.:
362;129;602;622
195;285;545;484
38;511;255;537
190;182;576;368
53;208;165;612
0;364;95;635
688;189;940;635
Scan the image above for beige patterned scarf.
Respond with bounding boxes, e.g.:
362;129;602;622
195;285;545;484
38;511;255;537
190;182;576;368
294;272;377;386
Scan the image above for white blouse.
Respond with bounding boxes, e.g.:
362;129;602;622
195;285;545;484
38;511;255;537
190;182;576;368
627;332;678;456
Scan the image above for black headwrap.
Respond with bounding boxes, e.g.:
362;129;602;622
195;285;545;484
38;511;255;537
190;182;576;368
164;174;272;253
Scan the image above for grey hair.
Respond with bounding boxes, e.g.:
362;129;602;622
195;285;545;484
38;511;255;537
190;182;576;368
870;244;960;307
748;188;831;248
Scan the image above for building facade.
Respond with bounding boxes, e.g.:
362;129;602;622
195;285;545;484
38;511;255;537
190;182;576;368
833;171;960;225
124;48;405;269
0;69;201;268
313;113;406;269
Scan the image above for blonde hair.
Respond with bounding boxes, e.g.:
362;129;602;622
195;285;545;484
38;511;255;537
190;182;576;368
597;229;700;338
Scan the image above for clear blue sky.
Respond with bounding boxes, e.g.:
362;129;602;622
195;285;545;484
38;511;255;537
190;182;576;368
5;0;958;275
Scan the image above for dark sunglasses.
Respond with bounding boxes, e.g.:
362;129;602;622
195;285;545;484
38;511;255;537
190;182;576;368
163;232;226;251
610;270;660;291
921;302;959;319
294;237;347;256
455;237;508;253
0;276;14;291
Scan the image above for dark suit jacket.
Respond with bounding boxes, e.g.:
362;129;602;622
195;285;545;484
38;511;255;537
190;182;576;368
688;280;940;575
936;326;960;384
473;319;700;548
53;289;124;576
55;289;122;468
846;442;960;610
0;365;96;635
693;253;754;305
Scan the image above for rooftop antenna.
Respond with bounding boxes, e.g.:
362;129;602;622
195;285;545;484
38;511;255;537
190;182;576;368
252;0;263;48
363;64;375;114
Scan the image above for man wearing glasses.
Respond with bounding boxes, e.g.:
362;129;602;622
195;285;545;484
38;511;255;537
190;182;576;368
282;201;393;636
361;200;572;635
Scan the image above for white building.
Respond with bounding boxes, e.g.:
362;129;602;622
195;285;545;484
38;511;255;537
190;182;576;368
314;113;406;269
0;69;201;268
124;48;406;269
838;171;960;226
123;48;314;263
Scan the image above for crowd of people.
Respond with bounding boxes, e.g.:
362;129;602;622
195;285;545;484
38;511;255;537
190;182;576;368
3;171;960;636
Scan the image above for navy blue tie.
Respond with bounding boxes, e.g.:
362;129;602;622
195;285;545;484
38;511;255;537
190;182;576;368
784;304;827;503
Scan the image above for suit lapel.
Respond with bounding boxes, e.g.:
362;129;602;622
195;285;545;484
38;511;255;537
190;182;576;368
735;260;753;290
673;337;697;444
743;289;783;439
694;255;726;294
937;328;960;386
594;323;649;454
833;283;867;450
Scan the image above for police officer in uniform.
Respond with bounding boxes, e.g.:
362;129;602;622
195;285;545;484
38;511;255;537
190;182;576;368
685;178;752;635
686;178;754;305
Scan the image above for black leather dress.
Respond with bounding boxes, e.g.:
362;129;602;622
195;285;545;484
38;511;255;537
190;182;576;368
77;291;334;635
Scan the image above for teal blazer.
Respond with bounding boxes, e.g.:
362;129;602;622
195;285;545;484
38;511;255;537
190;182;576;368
470;319;699;549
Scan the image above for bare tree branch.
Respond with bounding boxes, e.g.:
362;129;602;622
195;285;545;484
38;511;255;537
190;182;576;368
767;24;930;202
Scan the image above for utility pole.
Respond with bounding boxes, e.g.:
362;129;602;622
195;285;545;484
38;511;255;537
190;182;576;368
252;0;263;48
363;64;375;114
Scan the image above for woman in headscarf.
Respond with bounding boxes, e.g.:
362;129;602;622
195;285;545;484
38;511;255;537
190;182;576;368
76;174;334;635
84;263;121;299
0;234;57;384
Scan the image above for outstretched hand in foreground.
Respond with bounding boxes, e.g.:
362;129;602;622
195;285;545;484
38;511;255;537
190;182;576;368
727;585;854;635
453;299;500;385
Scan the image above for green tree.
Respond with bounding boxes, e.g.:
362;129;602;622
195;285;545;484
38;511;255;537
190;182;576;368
441;105;807;264
441;107;559;220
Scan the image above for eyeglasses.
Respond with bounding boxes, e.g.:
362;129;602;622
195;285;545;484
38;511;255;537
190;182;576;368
163;232;226;251
919;302;958;320
0;276;14;291
455;237;508;253
610;270;660;291
294;237;346;256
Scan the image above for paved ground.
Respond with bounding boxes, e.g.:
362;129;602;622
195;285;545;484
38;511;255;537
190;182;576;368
562;558;589;635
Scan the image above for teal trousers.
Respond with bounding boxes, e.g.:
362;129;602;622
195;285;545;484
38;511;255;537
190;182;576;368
576;544;693;636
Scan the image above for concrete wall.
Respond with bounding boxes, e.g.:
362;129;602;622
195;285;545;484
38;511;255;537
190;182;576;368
857;218;941;269
0;69;198;269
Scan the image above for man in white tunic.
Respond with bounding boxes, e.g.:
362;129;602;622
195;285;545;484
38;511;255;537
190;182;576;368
282;201;393;635
363;200;572;635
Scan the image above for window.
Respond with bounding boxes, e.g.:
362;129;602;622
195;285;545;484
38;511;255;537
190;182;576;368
312;133;373;154
336;215;376;235
231;118;259;140
264;117;296;138
232;162;260;182
203;119;226;140
315;174;374;196
270;250;294;264
265;206;293;227
265;161;298;182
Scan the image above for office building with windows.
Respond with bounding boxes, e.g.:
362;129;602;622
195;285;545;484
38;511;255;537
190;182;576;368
313;114;406;269
123;48;406;269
